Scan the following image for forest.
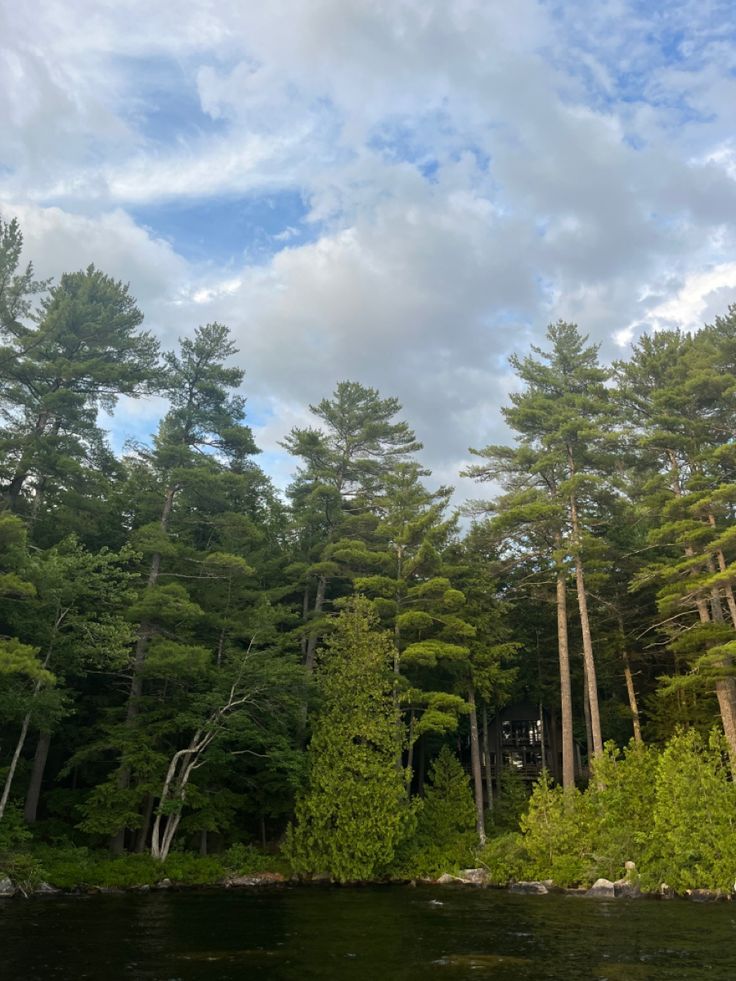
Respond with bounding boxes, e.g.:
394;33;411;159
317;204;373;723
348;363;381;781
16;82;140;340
2;212;736;895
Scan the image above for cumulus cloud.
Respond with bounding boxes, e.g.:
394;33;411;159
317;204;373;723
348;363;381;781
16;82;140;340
3;1;736;500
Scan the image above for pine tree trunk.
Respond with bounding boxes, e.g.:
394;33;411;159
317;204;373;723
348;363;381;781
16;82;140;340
305;575;326;671
568;485;603;758
582;660;594;768
555;557;575;790
482;705;493;815
0;710;32;821
467;688;486;846
622;651;642;743
23;730;51;823
134;794;154;853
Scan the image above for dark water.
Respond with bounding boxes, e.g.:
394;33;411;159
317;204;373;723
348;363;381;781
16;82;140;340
2;886;736;980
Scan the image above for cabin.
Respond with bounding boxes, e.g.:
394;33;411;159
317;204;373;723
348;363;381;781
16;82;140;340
485;700;568;784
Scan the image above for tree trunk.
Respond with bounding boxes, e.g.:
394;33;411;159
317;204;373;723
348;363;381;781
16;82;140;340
568;485;603;758
23;730;51;823
582;661;594;767
467;688;486;846
134;794;154;853
200;829;209;856
416;736;425;796
622;650;642;744
0;711;32;820
555;557;575;790
304;575;326;671
482;705;493;815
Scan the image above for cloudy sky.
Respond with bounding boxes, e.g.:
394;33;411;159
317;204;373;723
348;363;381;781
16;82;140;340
3;0;736;499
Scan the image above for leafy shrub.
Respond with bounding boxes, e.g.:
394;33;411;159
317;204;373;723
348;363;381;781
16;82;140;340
392;746;477;878
0;803;32;851
0;852;47;894
493;768;530;831
519;775;594;886
647;728;736;892
479;832;528;884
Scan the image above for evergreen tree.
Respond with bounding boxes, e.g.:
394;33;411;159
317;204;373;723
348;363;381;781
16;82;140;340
0;266;159;516
286;598;410;881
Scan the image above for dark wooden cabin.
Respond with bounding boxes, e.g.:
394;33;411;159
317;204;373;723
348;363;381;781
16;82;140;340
485;700;564;784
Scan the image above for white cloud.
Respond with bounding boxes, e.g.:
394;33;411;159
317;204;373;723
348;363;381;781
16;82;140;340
3;1;736;501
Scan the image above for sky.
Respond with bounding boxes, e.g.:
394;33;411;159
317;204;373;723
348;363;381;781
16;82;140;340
3;0;736;501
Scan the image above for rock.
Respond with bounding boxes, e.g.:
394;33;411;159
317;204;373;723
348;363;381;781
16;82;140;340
34;881;60;895
155;878;173;890
613;877;641;899
624;860;637;873
136;884;151;893
310;871;332;884
459;869;488;886
510;881;548;895
0;877;16;897
659;882;675;900
436;873;465;885
586;878;616;899
227;872;285;887
687;889;724;903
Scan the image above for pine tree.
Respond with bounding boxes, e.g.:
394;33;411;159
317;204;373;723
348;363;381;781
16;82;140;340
282;382;422;670
0;266;159;516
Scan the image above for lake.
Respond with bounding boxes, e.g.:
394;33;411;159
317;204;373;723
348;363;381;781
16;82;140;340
2;885;736;980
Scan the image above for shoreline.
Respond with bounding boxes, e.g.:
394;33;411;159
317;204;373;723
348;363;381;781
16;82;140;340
2;872;732;903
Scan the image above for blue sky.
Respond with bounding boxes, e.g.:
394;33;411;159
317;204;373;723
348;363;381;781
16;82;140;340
3;0;736;498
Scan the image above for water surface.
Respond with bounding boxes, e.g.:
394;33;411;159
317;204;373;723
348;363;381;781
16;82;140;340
2;885;736;980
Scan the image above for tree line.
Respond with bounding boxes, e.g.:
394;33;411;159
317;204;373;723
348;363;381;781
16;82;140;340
2;212;736;877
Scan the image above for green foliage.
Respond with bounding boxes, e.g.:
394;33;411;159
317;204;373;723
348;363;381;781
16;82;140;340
478;832;528;884
648;729;736;891
519;777;594;886
393;746;476;877
286;599;412;882
493;768;531;831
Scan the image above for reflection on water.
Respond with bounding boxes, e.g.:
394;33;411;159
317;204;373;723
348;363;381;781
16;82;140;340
1;886;736;980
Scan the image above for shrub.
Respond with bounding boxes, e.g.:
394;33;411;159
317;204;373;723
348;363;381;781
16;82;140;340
392;746;477;878
648;728;736;892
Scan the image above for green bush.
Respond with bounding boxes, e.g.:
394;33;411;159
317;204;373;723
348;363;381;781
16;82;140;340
647;728;736;892
519;775;594;886
493;768;530;831
0;852;47;894
479;832;528;884
392;746;477;878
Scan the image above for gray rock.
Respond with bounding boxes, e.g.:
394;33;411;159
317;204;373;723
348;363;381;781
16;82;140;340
35;881;60;895
586;877;616;899
624;860;637;873
613;877;641;899
0;876;16;897
459;868;488;886
155;878;173;890
510;881;549;895
227;872;285;887
659;882;675;900
310;871;332;883
688;888;724;903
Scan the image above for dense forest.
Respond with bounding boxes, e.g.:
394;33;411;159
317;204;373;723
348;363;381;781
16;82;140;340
2;212;736;893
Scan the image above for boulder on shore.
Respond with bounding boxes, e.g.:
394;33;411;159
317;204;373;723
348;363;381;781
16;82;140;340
687;889;725;903
459;869;488;886
613;877;641;899
0;877;16;897
510;881;548;895
227;872;285;887
586;878;616;899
